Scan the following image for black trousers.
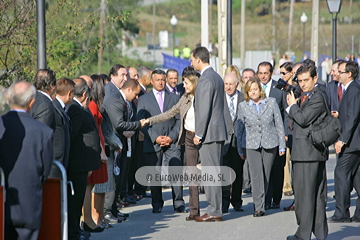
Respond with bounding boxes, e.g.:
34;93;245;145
67;171;87;240
293;161;328;240
145;147;184;210
111;151;123;217
266;151;286;205
222;143;245;211
334;151;360;219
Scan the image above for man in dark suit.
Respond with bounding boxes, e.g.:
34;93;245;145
105;64;128;98
102;79;146;217
326;60;343;118
67;78;101;240
329;61;360;223
51;78;74;175
1;81;53;240
286;64;328;240
191;47;227;222
257;62;288;209
222;73;245;213
166;69;183;96
30;69;56;130
137;69;185;213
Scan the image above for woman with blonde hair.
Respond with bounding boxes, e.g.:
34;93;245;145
144;69;201;221
237;77;285;217
225;65;244;92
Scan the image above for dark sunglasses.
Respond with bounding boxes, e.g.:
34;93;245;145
280;72;289;75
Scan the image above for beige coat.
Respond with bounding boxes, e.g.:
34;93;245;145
148;93;193;146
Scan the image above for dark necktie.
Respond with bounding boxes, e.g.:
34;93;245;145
172;88;176;94
338;84;343;102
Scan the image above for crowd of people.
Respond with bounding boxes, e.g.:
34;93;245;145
0;46;359;240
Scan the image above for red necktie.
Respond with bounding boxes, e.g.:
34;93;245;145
301;95;308;104
338;85;343;102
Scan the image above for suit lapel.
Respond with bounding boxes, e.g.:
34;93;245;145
163;90;171;111
259;99;269;116
149;91;162;114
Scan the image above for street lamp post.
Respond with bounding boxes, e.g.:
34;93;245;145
170;15;178;56
326;0;343;63
300;12;308;59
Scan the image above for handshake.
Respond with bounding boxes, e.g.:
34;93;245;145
139;119;150;128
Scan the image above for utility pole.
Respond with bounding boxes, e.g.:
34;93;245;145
271;0;276;53
98;0;106;74
287;0;295;51
36;0;46;69
311;0;319;66
240;0;245;69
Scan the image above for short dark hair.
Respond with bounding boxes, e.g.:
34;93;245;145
296;64;317;78
151;69;166;79
122;79;139;91
109;64;126;77
166;69;178;77
56;78;75;96
257;62;273;73
100;74;110;83
73;78;90;98
344;61;359;80
302;59;316;66
280;62;293;72
191;47;210;63
242;68;256;76
33;69;56;92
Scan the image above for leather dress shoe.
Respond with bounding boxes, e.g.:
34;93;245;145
118;211;130;218
328;216;352;223
283;204;295;211
253;210;265;217
286;235;299;240
265;204;271;210
351;216;360;222
243;187;251;193
174;205;188;213
104;214;119;224
80;229;91;240
186;214;199;221
272;203;280;209
123;195;137;204
83;222;104;233
222;208;229;213
234;206;244;212
152;207;162;213
194;213;222;222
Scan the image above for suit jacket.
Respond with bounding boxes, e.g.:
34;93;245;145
137;89;181;153
147;93;193;146
104;82;120;100
237;97;286;153
269;79;288;123
52;98;71;171
67;100;101;173
0;111;53;229
30;91;56;130
194;67;227;143
326;80;340;112
223;91;245;155
288;87;328;162
102;91;141;146
338;80;360;153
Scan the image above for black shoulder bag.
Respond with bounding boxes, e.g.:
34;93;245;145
308;91;342;149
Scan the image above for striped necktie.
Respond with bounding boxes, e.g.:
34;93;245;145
230;96;235;122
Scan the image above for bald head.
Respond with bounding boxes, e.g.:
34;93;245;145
224;73;239;96
80;75;93;89
7;81;36;111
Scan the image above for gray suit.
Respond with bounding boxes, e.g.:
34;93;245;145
237;97;285;212
288;86;328;240
194;67;226;217
137;89;184;210
222;91;245;212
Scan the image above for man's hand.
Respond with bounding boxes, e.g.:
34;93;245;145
335;141;345;154
286;91;297;106
239;154;246;160
331;111;339;118
285;136;288;142
193;136;201;145
279;151;285;156
123;131;135;138
162;136;173;146
156;136;167;147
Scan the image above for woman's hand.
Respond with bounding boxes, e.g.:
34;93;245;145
279;151;285;156
239;154;246;160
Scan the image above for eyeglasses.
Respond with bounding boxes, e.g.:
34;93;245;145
280;72;289;75
338;71;348;75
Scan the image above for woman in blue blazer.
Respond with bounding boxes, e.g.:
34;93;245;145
237;78;286;217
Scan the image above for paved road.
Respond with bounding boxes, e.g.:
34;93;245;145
92;154;360;240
